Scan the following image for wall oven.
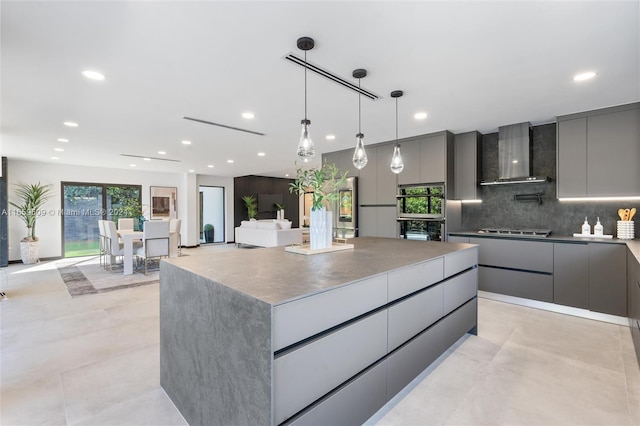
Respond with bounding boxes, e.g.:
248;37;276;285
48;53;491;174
397;183;445;241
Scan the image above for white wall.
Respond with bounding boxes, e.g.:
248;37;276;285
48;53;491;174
6;159;234;261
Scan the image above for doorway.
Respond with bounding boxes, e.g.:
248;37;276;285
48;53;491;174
199;186;225;244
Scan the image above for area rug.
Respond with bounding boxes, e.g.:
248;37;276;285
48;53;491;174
56;256;159;297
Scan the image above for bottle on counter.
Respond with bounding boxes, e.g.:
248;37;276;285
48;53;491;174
582;217;591;235
594;217;604;236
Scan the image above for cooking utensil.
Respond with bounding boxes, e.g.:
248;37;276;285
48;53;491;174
618;209;626;220
629;207;637;221
624;208;631;221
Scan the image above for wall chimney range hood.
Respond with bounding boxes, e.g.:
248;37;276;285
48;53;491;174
481;122;550;186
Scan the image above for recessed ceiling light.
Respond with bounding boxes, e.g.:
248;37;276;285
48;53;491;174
188;169;195;173
182;140;192;145
57;138;69;143
81;70;105;81
326;134;336;140
227;159;234;164
242;112;255;119
158;151;167;155
285;173;289;177
414;112;428;120
207;164;214;168
129;164;136;167
54;148;64;152
258;152;266;157
64;121;78;127
51;156;59;160
573;71;596;81
143;158;151;161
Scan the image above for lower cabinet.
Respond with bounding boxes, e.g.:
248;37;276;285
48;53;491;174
628;251;640;363
588;243;627;316
478;266;553;302
553;243;589;309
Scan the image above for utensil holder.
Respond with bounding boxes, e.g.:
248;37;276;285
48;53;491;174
616;220;634;240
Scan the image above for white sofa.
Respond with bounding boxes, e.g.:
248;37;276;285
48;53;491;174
235;220;303;248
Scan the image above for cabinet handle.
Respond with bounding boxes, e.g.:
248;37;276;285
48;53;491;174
637;320;640;332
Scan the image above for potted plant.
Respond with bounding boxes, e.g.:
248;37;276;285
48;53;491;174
242;195;257;220
10;182;53;264
274;202;286;220
203;224;214;243
290;162;347;249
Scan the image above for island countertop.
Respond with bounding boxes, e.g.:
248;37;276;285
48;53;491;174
164;236;475;305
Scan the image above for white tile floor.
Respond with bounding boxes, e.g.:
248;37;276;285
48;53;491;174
1;244;638;426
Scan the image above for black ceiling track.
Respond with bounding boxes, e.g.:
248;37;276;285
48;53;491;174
183;117;266;136
120;154;181;162
284;53;381;101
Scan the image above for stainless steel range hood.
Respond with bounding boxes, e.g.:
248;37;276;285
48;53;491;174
481;122;550;186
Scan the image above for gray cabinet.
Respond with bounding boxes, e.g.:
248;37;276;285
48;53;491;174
358;206;396;238
557;103;640;198
628;250;640;363
322;149;360;178
358;145;396;205
588;243;627;316
553;243;589;309
397;140;421;185
453;131;481;200
420;133;454;184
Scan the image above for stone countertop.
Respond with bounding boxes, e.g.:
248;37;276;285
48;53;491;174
449;231;640;264
164;237;475;306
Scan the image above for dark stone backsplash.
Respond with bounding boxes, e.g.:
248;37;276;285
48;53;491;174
460;123;640;238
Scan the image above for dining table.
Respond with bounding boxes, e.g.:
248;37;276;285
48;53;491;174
117;229;180;275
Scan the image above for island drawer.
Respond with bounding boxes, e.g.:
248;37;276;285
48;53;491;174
273;274;387;351
440;298;477;350
387;318;445;397
286;361;388;426
388;284;444;351
273;310;388;425
444;246;477;277
388;258;444;301
443;268;478;314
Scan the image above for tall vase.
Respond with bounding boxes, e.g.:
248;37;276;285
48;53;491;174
310;206;328;250
325;210;333;247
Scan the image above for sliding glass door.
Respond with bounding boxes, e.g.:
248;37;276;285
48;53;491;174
62;182;141;257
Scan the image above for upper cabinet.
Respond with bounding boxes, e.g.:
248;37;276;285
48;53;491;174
322;149;360;178
452;131;482;200
396;131;455;187
557;103;640;198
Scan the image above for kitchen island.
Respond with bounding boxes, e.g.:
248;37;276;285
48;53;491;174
160;237;478;426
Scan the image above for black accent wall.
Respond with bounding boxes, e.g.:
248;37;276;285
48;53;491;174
233;175;299;229
461;123;640;237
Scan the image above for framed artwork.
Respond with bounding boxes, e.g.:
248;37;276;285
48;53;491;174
150;186;177;219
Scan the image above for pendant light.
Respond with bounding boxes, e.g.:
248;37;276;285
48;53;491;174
390;90;404;174
296;37;315;162
352;69;368;169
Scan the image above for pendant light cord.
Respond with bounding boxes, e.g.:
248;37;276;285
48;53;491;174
395;97;399;143
358;79;362;133
304;50;307;120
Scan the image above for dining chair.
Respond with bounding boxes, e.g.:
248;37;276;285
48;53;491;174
104;220;125;271
136;220;170;274
169;218;182;256
98;220;107;268
118;218;134;231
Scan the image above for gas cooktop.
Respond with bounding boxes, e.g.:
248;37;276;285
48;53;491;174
477;228;552;238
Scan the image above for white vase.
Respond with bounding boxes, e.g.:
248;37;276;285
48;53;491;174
310;207;328;250
326;210;333;247
280;209;285;221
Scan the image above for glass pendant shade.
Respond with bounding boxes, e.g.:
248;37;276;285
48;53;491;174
390;145;404;174
297;119;315;162
352;133;368;169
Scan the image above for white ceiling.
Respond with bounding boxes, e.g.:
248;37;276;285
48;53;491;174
1;1;638;178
